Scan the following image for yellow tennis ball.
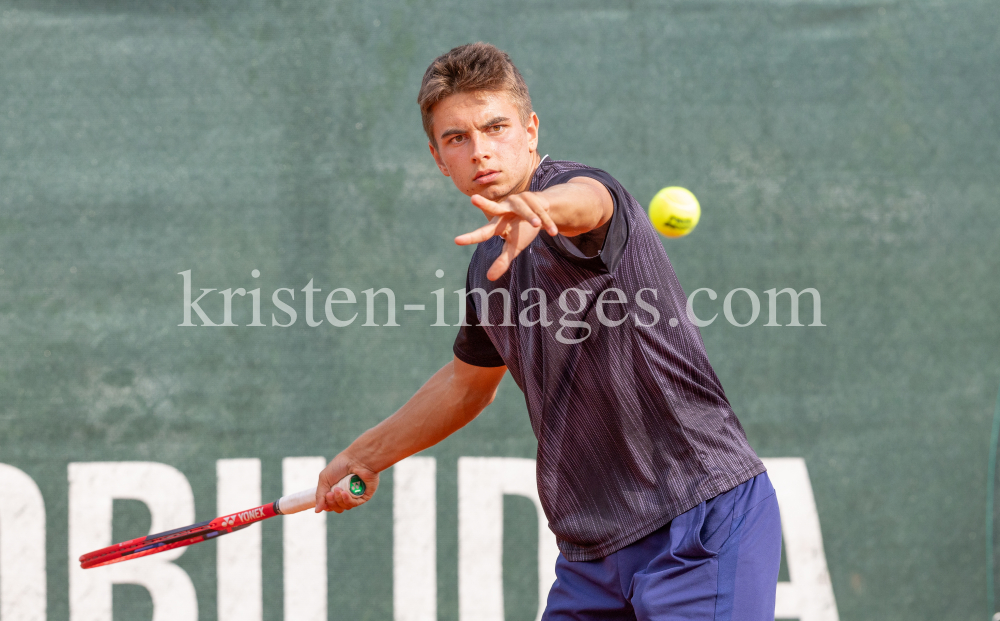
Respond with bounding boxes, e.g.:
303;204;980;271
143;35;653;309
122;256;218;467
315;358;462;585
648;187;701;238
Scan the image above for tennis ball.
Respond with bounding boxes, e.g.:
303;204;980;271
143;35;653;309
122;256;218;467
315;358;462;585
648;187;700;238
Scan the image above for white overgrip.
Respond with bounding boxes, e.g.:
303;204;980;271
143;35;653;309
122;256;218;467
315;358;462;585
277;488;316;514
276;474;361;514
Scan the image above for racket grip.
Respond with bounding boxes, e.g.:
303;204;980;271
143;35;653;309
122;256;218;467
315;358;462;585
276;473;366;514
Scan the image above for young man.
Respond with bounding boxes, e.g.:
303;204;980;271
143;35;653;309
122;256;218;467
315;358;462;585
315;43;781;620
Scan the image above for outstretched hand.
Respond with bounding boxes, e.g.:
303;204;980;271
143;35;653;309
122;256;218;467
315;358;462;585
455;192;558;281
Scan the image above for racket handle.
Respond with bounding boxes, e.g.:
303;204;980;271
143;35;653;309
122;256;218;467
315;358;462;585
276;473;366;514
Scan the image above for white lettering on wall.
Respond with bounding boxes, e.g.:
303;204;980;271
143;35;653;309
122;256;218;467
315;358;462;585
0;464;46;621
457;457;559;621
282;457;327;621
68;462;198;621
764;457;840;621
217;459;263;621
393;456;437;621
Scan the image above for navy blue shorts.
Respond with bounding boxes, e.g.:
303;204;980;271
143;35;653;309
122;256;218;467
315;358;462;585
542;471;781;621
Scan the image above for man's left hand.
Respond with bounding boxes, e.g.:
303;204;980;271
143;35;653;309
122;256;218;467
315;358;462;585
455;192;558;281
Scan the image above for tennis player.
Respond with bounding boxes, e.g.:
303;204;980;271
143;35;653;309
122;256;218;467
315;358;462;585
315;42;781;620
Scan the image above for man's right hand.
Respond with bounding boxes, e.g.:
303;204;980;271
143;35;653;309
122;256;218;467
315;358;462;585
314;454;379;513
311;357;506;514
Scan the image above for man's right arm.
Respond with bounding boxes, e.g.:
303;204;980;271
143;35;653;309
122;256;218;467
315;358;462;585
314;356;507;512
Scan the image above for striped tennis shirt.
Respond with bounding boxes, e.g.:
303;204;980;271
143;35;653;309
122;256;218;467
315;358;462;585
454;158;765;561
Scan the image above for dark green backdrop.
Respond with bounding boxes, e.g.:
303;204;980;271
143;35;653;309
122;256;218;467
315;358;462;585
1;0;998;619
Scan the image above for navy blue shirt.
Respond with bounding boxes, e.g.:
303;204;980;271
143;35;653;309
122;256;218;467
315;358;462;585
454;158;764;561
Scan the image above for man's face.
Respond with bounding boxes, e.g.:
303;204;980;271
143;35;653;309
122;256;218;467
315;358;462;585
428;90;539;201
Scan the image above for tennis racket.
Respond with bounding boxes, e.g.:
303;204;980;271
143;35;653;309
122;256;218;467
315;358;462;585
79;473;366;569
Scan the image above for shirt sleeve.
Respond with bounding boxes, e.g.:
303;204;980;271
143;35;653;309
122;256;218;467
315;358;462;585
452;268;506;368
541;168;630;274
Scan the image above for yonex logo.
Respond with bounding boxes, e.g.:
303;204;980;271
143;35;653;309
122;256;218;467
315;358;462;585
221;516;237;527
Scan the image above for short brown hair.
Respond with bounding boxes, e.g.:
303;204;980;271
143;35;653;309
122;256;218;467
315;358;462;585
417;42;533;144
